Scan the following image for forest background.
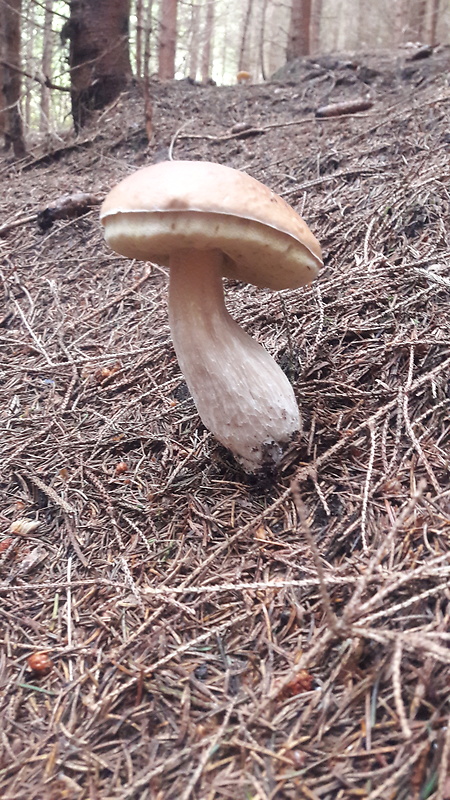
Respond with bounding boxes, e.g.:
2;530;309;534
1;0;449;157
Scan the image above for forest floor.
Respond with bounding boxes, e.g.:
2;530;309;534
1;45;450;800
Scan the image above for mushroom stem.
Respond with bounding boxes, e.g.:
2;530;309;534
168;249;300;471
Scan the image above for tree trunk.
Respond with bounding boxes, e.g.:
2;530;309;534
394;0;407;44
66;0;132;131
407;0;427;41
238;0;254;73
24;0;36;131
1;0;27;156
200;0;214;83
142;0;153;83
40;0;53;133
135;0;143;79
0;0;7;142
311;0;323;52
265;0;286;77
258;0;269;80
143;0;154;141
429;0;440;45
219;8;229;84
143;0;154;84
158;0;177;79
286;0;312;61
0;48;4;143
417;0;428;39
188;1;200;82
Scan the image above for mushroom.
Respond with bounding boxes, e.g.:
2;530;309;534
100;160;322;472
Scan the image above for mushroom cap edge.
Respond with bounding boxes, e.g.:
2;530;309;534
100;160;323;290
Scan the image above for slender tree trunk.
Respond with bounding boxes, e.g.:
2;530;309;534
24;0;36;131
135;0;143;79
40;0;53;133
394;0;407;44
407;0;427;41
2;0;27;156
238;0;254;73
200;0;214;83
142;0;154;140
429;0;440;44
220;7;229;84
258;0;269;80
65;0;132;131
143;0;154;82
286;0;312;61
0;0;5;143
0;54;4;143
331;0;344;50
417;0;427;39
311;0;323;52
265;0;284;76
158;0;177;79
188;1;200;81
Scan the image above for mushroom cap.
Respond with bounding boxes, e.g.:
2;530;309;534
100;160;322;290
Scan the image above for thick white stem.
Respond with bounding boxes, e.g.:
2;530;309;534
168;249;300;471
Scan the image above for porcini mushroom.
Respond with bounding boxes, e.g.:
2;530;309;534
100;160;322;472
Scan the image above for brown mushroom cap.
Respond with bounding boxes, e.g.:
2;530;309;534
100;160;322;290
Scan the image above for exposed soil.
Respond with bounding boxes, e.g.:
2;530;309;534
1;46;450;800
